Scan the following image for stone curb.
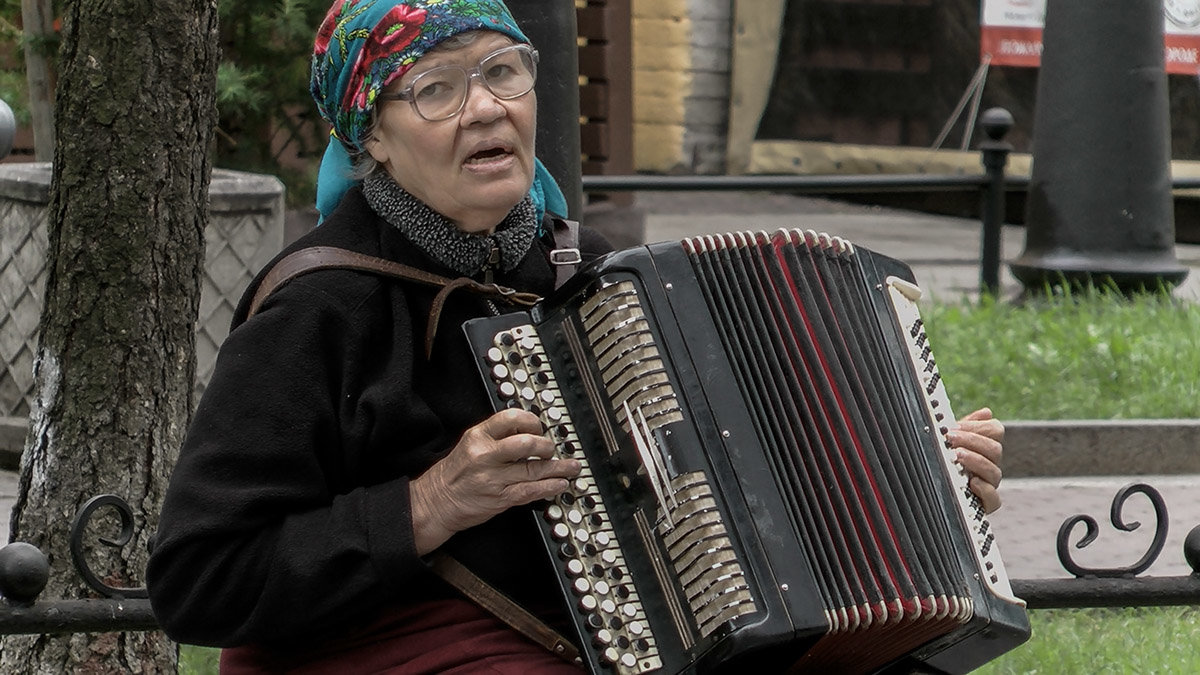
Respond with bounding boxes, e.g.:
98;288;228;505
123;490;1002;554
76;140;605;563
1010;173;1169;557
1;416;1196;478
1003;419;1200;478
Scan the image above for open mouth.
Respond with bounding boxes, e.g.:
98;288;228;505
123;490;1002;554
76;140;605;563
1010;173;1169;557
465;142;514;165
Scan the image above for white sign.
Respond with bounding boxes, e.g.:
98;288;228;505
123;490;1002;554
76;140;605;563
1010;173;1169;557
981;0;1200;74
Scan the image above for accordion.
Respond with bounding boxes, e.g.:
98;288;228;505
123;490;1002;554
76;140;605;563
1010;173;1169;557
463;230;1030;674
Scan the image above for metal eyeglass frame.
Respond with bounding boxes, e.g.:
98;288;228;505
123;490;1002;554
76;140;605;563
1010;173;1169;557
376;44;539;122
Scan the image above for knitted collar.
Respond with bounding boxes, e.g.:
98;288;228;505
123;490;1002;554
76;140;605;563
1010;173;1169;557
362;172;537;277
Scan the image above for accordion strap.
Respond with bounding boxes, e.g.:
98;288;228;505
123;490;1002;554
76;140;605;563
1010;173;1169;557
245;245;540;357
429;552;581;664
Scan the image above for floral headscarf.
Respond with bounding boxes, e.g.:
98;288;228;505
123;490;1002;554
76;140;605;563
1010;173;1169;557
309;0;566;222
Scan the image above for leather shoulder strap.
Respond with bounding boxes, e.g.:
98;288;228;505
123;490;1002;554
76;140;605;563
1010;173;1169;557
429;552;581;664
247;246;459;319
246;244;542;360
549;218;582;289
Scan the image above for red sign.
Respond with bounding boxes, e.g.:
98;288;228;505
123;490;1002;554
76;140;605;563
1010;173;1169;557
981;0;1200;75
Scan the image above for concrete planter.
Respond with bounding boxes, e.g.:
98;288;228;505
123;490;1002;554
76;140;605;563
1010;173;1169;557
0;163;284;461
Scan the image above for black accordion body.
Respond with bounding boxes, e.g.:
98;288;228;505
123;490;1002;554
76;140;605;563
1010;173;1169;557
463;230;1031;674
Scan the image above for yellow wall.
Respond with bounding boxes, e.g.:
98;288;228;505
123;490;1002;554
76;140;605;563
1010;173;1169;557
632;0;691;172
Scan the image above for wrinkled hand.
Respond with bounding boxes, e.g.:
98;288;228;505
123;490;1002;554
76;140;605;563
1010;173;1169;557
410;409;580;555
949;407;1005;514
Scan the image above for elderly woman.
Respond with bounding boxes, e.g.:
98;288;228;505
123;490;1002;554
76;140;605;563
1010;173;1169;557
147;0;1007;672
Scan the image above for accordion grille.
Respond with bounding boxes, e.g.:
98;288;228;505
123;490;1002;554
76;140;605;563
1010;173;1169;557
580;280;684;434
682;230;975;670
657;472;758;637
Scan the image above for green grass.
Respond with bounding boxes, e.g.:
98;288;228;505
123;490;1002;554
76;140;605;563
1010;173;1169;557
924;289;1200;419
180;645;218;674
977;607;1200;674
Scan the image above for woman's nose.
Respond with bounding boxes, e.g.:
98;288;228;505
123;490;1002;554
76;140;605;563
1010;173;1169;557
459;74;506;125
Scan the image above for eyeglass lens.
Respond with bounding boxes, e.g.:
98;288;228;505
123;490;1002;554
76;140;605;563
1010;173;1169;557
411;47;536;120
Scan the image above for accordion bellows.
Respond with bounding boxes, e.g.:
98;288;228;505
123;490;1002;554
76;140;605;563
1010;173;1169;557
465;230;1030;674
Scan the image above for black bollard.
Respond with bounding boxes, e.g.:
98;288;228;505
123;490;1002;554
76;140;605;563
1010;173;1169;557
508;1;583;220
979;108;1013;297
1009;0;1187;292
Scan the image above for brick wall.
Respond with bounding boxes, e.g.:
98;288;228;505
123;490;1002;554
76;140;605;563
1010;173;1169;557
632;0;731;174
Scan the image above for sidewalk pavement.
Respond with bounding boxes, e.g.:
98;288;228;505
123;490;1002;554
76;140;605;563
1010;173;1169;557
1;192;1198;583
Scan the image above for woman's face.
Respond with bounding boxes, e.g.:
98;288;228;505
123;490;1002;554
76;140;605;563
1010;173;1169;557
366;32;536;234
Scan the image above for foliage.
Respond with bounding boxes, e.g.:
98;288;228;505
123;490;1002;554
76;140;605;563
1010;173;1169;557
2;0;327;204
215;0;330;206
0;69;29;125
0;0;50;125
924;288;1200;420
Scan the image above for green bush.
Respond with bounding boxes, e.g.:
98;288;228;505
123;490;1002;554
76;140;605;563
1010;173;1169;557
1;0;48;125
215;0;330;206
2;0;328;204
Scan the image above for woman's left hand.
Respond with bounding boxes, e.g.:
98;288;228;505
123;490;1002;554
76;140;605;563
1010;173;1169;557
949;407;1004;514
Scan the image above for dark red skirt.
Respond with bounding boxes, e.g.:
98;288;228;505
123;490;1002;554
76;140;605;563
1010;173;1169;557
219;597;584;674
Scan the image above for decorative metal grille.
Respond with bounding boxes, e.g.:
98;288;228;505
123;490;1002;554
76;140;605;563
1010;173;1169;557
0;165;284;415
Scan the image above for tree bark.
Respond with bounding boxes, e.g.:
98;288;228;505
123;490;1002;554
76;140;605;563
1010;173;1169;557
2;0;219;671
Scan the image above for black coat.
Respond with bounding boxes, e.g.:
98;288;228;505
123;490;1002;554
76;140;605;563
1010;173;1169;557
147;187;613;647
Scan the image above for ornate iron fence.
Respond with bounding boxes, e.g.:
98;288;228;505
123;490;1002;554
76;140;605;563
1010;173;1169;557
1;484;1198;635
0;495;154;634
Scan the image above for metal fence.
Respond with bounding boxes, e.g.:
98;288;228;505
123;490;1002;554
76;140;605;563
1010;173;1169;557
2;483;1198;636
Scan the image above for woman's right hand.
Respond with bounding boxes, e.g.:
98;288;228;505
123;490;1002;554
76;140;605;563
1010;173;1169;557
410;408;580;555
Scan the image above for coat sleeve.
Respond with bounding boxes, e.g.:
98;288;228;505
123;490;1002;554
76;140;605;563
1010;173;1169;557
147;277;432;647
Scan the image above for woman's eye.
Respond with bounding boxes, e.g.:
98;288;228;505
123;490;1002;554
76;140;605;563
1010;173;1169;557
485;63;515;80
415;78;456;101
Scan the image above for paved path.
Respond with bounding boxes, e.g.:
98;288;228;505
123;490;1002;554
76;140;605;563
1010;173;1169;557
2;191;1198;584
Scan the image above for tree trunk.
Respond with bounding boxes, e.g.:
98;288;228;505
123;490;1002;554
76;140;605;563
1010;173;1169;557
1;0;219;671
19;0;56;162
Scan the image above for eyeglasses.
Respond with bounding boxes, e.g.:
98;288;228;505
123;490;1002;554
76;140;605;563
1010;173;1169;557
377;44;539;122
